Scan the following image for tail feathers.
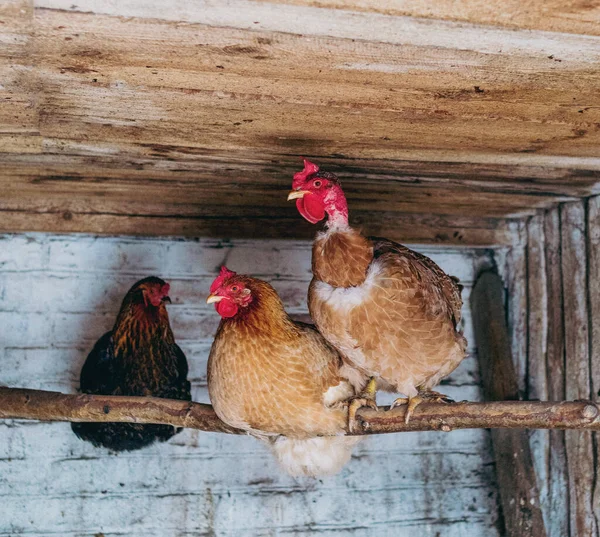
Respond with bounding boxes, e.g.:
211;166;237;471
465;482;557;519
268;436;362;477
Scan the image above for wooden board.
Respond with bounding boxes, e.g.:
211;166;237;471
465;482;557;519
543;207;570;537
471;270;546;537
561;201;597;537
587;195;600;528
1;1;600;241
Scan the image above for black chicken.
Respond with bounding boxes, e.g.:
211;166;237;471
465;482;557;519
72;277;191;451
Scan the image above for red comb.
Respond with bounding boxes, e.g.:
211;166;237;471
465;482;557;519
210;266;237;293
161;283;170;296
292;158;319;188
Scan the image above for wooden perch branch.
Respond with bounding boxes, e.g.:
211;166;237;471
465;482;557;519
1;387;600;435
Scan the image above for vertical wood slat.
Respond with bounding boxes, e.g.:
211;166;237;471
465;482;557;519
507;221;528;397
472;271;547;537
527;214;550;531
543;207;571;537
561;201;597;537
588;196;600;530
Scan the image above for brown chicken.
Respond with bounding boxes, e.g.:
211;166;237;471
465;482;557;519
288;160;467;425
206;266;362;477
72;277;191;450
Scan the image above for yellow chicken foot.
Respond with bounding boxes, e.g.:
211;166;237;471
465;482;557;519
391;390;454;424
347;377;378;433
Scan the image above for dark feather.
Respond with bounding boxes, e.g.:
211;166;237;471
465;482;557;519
72;278;191;451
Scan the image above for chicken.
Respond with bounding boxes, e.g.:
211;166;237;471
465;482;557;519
288;159;467;425
72;277;191;450
206;266;362;477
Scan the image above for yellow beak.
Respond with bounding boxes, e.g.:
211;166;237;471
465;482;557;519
287;190;309;201
206;294;224;304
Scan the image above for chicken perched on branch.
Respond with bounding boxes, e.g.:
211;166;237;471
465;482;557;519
72;277;191;450
288;160;467;424
206;266;362;477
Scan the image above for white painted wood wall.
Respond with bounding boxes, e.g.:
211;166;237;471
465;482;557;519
0;234;501;537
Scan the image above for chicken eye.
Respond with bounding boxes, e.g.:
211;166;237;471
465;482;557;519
313;180;322;188
231;286;239;292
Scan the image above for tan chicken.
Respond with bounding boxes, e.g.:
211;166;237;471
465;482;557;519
288;159;467;425
206;266;362;477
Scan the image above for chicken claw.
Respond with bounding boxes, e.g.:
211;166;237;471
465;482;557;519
391;390;454;424
347;377;378;433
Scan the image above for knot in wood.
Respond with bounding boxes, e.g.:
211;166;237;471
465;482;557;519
582;404;598;419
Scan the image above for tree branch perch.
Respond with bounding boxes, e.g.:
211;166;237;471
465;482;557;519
1;387;599;435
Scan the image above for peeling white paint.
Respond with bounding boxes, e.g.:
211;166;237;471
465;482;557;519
0;233;500;536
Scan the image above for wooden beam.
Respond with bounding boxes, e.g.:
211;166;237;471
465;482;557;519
471;270;547;537
561;201;597;537
543;207;571;537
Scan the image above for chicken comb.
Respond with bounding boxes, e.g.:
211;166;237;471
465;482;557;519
292;158;319;188
210;266;237;293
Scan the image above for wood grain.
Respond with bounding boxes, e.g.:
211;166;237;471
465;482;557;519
587;195;600;531
1;3;600;240
561;201;597;537
544;207;571;537
471;270;547;537
257;0;600;36
527;213;550;532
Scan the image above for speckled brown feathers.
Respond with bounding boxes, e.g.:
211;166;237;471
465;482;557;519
309;230;467;399
208;277;349;438
312;227;373;288
207;274;361;476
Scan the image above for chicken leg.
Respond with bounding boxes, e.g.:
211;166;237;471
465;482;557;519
347;377;378;433
391;389;454;424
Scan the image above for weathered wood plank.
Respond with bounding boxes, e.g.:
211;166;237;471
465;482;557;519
245;0;600;37
0;207;515;246
35;0;600;55
588;195;600;530
506;222;528;396
527;213;550;532
2;5;600;238
29;8;600;158
561;201;597;537
471;270;547;537
543;206;571;537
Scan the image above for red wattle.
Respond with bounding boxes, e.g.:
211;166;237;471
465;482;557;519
216;299;238;318
296;194;325;224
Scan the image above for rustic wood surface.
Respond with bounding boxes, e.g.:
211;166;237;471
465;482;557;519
2;0;600;243
526;213;550;532
2;387;600;435
543;207;571;537
472;270;547;537
587;196;600;531
561;201;598;537
258;0;600;36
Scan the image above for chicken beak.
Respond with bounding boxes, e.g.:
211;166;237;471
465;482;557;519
287;190;309;201
162;296;172;304
206;294;224;304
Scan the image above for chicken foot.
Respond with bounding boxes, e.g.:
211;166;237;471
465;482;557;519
391;389;454;424
347;377;378;433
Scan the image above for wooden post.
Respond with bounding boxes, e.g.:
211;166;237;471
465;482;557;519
561;201;598;537
543;208;570;537
587;196;600;530
472;270;547;537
